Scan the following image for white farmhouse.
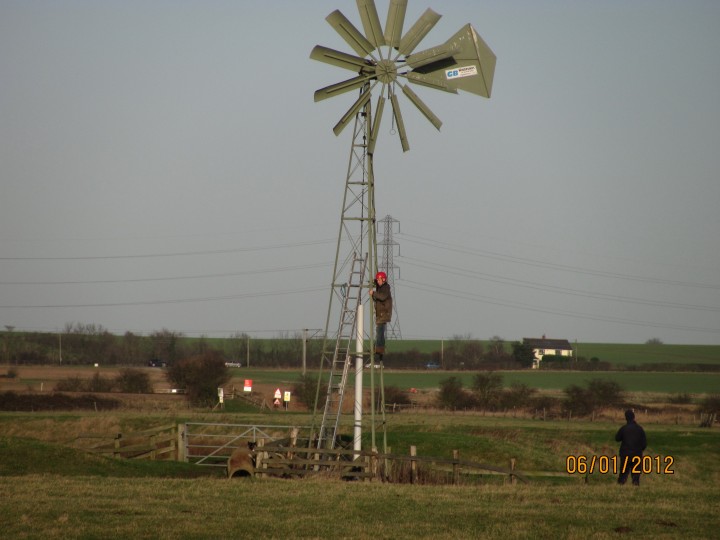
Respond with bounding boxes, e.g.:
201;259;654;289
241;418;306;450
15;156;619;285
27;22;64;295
523;336;574;369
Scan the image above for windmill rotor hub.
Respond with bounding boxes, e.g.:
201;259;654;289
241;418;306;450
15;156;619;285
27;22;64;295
375;59;398;85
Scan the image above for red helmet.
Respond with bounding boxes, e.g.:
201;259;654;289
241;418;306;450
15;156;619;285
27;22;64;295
375;271;387;281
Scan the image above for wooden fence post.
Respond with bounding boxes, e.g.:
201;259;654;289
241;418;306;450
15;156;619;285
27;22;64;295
169;426;176;461
256;439;265;478
410;446;418;485
510;458;517;485
113;433;122;458
176;423;185;462
370;448;378;478
452;450;460;485
287;427;298;462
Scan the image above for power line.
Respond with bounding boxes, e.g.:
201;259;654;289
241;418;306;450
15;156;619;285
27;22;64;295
398;233;720;290
400;279;720;336
0;285;326;309
400;256;720;313
0;261;332;286
0;238;335;261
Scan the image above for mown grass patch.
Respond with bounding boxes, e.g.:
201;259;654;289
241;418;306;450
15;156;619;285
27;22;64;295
1;475;718;539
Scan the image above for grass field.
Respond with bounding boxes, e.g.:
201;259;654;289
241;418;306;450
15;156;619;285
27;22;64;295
1;410;719;539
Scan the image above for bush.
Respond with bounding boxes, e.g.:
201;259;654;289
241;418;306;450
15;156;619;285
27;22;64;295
86;372;114;393
668;393;693;404
384;385;411;407
563;384;594;416
115;368;153;393
292;373;324;410
436;377;476;410
472;372;503;410
529;395;560;417
698;394;720;415
54;377;86;392
165;350;230;406
563;378;625;417
586;379;624;407
511;341;535;368
698;394;720;427
501;383;537;409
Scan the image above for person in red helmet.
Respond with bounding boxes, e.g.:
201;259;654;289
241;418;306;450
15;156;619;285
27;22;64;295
369;271;392;362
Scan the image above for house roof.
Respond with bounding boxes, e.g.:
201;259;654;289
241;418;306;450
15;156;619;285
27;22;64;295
523;338;573;350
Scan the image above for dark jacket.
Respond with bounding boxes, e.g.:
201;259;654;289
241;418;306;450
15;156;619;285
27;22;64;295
372;281;392;324
615;420;647;455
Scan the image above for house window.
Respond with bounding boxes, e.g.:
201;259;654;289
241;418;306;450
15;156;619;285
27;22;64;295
538;349;545;355
555;350;561;355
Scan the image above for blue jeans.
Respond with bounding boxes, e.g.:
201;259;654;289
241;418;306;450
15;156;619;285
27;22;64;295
376;323;386;351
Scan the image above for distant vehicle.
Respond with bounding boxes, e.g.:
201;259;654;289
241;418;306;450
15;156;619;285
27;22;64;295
225;362;242;368
425;363;440;370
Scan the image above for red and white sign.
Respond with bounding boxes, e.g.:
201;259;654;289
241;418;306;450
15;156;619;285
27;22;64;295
274;388;282;400
244;379;252;392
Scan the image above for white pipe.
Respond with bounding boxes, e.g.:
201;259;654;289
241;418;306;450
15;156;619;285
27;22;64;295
353;304;364;457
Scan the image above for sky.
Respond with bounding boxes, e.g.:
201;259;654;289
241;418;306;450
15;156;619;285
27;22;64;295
1;0;719;345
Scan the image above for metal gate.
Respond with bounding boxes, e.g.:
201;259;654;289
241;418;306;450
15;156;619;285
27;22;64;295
181;422;312;467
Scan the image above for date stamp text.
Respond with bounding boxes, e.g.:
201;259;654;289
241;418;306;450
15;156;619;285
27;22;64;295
565;455;674;475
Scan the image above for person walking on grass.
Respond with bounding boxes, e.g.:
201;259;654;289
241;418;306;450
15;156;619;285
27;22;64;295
369;271;392;363
615;409;647;486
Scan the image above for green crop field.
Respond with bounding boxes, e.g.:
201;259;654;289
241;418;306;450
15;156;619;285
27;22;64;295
182;335;720;366
386;340;720;366
573;343;720;366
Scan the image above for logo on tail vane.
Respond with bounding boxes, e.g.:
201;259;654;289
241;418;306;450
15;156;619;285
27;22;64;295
446;65;478;79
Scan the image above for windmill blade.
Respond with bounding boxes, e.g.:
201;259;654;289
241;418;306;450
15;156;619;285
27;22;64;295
384;0;407;49
314;75;373;102
405;71;458;94
368;95;386;155
390;93;410;152
398;8;441;56
406;42;461;70
326;10;375;57
356;0;386;48
333;90;373;136
310;45;373;73
400;84;442;131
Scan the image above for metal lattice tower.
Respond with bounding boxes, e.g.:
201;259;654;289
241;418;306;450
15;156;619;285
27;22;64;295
321;87;377;345
378;215;401;339
312;84;386;452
